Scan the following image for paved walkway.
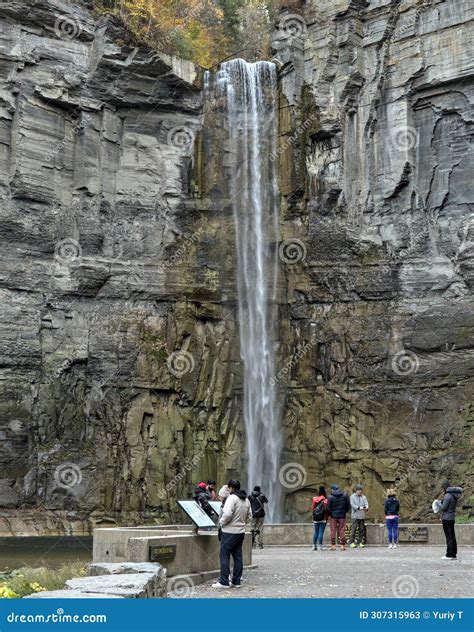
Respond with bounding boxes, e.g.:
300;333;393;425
189;546;473;598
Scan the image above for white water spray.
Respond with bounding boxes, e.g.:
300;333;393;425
208;60;281;521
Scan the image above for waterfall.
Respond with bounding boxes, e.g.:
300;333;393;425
207;60;281;521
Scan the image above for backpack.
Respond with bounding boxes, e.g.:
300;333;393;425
312;498;326;522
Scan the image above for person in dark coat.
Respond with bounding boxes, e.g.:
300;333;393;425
248;486;268;549
384;488;400;548
327;484;351;550
440;480;463;560
193;482;213;518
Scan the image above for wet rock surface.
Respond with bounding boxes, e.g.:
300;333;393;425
0;0;472;530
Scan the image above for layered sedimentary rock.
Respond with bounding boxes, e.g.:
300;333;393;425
0;0;472;532
0;0;244;533
272;0;473;519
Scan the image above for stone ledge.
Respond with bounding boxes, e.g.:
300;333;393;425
66;570;166;598
24;590;124;599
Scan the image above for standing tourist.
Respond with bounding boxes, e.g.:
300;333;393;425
311;486;328;550
327;484;351;551
193;482;213;517
384;488;400;549
207;479;217;500
248;486;268;549
440;480;463;560
212;480;252;589
349;484;369;548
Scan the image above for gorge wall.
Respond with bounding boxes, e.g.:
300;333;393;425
0;0;472;534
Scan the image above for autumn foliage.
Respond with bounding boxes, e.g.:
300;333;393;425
95;0;275;68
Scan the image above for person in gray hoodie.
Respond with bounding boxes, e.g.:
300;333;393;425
349;484;369;548
212;480;252;588
440;480;463;560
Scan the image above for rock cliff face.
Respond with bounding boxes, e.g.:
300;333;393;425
0;0;472;534
273;0;473;519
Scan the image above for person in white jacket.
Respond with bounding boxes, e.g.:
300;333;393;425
349;484;369;548
212;480;252;589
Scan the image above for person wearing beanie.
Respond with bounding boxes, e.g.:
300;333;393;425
384;488;400;548
349;484;369;548
440;479;463;560
327;483;351;551
248;485;268;549
311;485;329;550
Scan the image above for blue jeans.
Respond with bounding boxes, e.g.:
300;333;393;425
386;517;399;543
313;521;326;546
219;532;245;586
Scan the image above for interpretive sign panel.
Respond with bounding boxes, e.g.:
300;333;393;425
398;525;428;542
149;544;176;562
209;501;222;516
177;500;216;529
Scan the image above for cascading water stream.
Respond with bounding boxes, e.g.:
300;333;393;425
206;60;281;521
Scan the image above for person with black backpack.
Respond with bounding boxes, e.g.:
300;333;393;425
311;486;328;550
248;486;268;549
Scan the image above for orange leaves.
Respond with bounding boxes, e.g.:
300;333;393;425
97;0;274;67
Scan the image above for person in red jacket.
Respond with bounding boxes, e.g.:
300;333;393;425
311;486;329;550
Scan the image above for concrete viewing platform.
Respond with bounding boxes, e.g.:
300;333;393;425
189;546;474;599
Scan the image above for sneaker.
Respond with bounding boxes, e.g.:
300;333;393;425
441;556;456;560
393;543;397;549
359;543;365;548
312;544;316;550
231;583;241;588
350;543;356;548
388;544;393;549
212;582;230;589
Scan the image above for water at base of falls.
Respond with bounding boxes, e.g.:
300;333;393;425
206;59;281;522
